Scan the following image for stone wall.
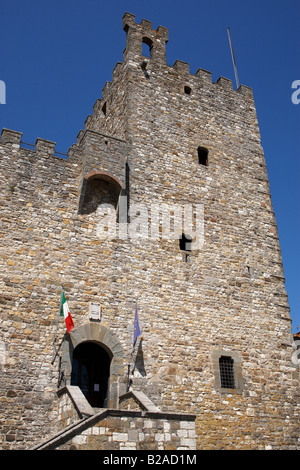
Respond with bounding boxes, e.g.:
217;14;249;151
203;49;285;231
56;412;196;451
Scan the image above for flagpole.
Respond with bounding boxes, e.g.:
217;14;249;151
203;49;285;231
51;287;63;364
127;298;141;390
227;27;240;89
131;299;138;371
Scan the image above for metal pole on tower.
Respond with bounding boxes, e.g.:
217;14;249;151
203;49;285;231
227;27;240;89
51;286;63;364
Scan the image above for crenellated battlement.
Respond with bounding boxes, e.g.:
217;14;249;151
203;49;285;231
1;12;254;173
0;128;68;159
121;12;253;99
71;14;254;158
1;128;23;146
123;12;169;64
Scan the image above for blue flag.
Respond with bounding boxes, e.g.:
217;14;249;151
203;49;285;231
133;301;141;347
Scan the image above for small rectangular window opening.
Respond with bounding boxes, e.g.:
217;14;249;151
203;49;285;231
179;234;192;263
179;233;192;252
102;102;107;116
184;86;192;95
141;60;150;79
198;146;208;166
219;356;235;389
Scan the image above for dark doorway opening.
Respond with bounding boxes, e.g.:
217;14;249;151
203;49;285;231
71;342;111;408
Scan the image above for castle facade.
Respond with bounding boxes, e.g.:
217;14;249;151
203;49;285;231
0;13;299;450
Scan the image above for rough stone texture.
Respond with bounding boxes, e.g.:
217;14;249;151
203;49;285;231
57;413;196;451
59;415;196;451
0;13;299;450
33;387;196;451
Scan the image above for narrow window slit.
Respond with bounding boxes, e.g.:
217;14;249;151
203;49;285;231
179;233;192;262
198;146;208;166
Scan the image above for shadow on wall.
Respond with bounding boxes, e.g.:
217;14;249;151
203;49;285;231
133;340;146;377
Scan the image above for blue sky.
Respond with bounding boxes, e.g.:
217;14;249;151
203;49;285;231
1;0;299;332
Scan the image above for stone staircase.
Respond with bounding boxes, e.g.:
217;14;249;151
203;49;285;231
31;387;196;450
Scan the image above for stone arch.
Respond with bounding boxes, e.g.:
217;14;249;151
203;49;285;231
59;323;124;408
78;170;123;215
84;170;123;190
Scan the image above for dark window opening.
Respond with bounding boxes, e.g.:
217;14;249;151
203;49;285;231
142;37;153;58
184;85;192;95
102;102;107;116
71;342;111;408
247;266;254;278
141;60;150;79
179;233;192;252
219;356;235;389
80;177;120;215
198;146;208;166
179;233;192;262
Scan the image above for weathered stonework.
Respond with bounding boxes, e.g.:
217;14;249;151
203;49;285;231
32;388;196;450
0;13;299;450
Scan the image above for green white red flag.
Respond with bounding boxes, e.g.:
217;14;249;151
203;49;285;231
60;290;74;333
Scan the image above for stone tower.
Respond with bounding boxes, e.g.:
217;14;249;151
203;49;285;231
0;13;299;450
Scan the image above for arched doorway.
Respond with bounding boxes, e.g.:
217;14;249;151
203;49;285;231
59;323;124;408
70;342;111;408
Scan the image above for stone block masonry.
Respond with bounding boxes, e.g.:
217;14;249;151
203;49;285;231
32;387;196;450
0;12;299;450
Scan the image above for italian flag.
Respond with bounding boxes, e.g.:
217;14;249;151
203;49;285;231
60;290;74;333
